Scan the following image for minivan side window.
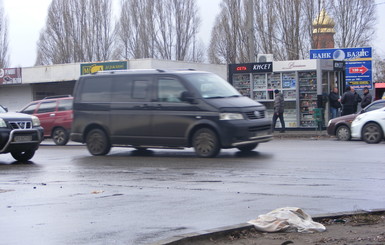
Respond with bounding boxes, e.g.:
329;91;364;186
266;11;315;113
22;103;38;114
37;101;57;113
58;99;73;111
111;77;133;102
157;78;186;103
132;80;151;100
80;77;112;102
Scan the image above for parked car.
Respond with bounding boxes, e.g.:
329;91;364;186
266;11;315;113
351;107;385;144
71;70;272;157
20;95;73;145
327;99;385;141
0;105;43;161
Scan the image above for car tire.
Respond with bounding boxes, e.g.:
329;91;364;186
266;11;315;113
336;125;351;141
52;127;70;145
86;128;111;156
11;149;36;162
362;123;383;144
237;143;258;152
192;128;220;158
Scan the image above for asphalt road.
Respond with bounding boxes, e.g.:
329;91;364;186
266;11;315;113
1;138;384;245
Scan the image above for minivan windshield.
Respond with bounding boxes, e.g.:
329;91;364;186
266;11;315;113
185;73;241;99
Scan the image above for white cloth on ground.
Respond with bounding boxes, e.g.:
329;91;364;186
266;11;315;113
248;207;326;233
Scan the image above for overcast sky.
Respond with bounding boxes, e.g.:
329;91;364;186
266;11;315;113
2;0;385;68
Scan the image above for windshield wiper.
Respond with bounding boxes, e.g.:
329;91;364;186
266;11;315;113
206;96;226;99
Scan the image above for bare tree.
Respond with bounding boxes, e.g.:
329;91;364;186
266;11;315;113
115;0;156;59
330;0;376;48
35;0;114;65
373;54;385;83
0;0;9;68
208;0;248;64
209;0;376;63
115;0;201;62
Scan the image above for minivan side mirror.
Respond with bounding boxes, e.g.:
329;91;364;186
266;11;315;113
180;91;195;103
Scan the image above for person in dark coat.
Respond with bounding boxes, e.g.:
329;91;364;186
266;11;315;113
272;89;285;133
361;87;372;109
340;86;355;116
328;87;341;119
351;87;362;113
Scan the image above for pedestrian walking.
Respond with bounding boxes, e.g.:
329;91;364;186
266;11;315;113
328;87;341;119
361;87;372;109
272;89;285;133
340;86;355;116
351;87;362;113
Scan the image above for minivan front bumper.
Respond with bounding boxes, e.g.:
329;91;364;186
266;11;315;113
217;119;273;148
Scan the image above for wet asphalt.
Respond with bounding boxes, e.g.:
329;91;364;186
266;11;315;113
0;138;384;245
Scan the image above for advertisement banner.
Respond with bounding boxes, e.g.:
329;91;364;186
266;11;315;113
229;62;273;74
0;68;22;84
310;47;372;61
345;60;372;89
310;47;372;89
80;61;128;75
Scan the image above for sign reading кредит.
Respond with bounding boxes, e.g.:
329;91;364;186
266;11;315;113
310;47;372;89
80;61;128;75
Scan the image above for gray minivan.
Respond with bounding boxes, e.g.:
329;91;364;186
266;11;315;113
70;70;272;157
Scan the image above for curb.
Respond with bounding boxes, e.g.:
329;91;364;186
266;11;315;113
148;209;385;245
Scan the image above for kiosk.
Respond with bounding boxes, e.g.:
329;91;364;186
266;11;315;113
229;59;344;128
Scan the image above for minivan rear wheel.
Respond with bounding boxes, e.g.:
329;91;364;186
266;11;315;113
52;127;69;145
86;129;111;155
192;128;220;158
362;123;383;144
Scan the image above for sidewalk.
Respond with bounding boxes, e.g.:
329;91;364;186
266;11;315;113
149;209;385;245
272;129;329;139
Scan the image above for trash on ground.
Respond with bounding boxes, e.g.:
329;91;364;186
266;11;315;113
248;207;326;233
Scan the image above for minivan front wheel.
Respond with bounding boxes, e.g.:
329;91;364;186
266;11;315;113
192;128;220;158
86;129;111;156
362;123;383;144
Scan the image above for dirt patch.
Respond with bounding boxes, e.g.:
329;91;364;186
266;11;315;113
184;212;385;245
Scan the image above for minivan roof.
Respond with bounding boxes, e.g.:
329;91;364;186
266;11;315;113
82;69;209;77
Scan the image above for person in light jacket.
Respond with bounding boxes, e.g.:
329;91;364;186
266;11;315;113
272;89;285;133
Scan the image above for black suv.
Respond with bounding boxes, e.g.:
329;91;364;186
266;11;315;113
71;70;272;157
0;105;44;161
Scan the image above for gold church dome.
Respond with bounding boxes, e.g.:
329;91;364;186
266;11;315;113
313;9;335;34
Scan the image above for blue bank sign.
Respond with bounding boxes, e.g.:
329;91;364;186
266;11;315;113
310;47;372;89
310;47;372;61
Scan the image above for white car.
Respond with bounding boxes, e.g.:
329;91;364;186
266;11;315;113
351;107;385;144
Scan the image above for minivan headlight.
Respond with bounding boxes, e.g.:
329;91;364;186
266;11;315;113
0;118;6;128
219;113;244;120
31;116;41;127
